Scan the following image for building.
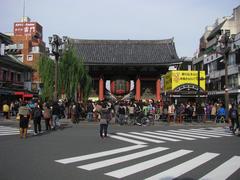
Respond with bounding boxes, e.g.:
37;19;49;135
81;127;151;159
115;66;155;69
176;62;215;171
0;33;34;107
6;17;46;93
193;5;240;103
70;38;181;101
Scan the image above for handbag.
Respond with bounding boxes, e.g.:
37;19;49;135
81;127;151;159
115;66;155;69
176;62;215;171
16;113;20;121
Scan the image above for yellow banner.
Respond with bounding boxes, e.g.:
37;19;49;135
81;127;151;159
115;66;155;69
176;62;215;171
164;70;205;91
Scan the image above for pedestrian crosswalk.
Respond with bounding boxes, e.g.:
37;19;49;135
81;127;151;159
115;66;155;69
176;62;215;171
0;125;33;136
55;145;240;179
109;127;233;145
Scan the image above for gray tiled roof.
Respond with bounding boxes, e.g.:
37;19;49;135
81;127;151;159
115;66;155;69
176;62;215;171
71;39;180;65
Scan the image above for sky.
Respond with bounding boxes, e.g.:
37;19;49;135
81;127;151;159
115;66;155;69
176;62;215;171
0;0;239;57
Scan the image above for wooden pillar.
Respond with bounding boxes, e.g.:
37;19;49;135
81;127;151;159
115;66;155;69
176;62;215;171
135;78;141;101
99;77;104;101
156;79;161;101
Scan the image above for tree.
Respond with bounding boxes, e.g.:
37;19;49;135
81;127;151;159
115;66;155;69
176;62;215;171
38;55;55;101
38;47;92;102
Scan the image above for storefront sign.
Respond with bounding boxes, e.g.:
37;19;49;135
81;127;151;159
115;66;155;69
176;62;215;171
163;70;206;92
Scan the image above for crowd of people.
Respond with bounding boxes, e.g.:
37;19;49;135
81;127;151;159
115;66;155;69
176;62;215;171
1;98;240;138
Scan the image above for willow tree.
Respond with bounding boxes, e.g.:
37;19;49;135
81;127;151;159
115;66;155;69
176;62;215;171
59;47;91;101
38;55;55;101
82;72;92;101
38;47;92;102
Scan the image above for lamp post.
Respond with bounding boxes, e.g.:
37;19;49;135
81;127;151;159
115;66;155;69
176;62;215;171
216;32;232;120
48;35;66;101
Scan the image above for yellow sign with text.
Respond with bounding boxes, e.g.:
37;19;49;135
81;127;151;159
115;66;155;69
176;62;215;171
163;70;206;91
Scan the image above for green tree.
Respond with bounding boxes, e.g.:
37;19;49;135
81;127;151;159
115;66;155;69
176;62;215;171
38;47;92;102
38;55;55;101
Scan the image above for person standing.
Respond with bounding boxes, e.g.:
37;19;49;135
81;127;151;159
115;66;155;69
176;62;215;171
99;103;110;138
118;102;126;125
52;101;61;130
86;100;94;122
18;102;31;138
43;103;52;131
229;103;239;134
2;101;10;119
32;102;42;135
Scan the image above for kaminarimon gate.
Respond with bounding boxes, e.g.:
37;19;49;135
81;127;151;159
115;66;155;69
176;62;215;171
70;38;181;101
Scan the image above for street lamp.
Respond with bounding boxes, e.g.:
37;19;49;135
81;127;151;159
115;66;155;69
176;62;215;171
216;32;233;120
48;34;66;101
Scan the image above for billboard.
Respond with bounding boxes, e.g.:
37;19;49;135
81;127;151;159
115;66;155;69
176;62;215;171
163;70;206;92
14;22;42;39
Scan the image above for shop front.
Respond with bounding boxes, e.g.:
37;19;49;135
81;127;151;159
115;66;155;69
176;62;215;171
162;70;207;104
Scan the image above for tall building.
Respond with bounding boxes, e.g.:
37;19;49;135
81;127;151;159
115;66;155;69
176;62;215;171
193;5;240;103
7;17;46;93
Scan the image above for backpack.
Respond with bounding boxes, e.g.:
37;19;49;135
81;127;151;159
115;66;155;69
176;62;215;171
33;108;42;118
231;109;237;119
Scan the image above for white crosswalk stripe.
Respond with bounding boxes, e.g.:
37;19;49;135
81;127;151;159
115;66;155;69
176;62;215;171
200;156;240;180
145;152;219;180
105;149;193;178
169;129;221;138
55;146;240;179
157;130;209;139
131;132;181;142
179;128;233;136
0;126;33;136
77;146;169;170
144;131;195;140
55;144;146;164
109;127;232;145
109;134;147;145
115;132;165;143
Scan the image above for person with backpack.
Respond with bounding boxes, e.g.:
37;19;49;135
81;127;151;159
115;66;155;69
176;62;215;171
32;102;42;135
18;102;31;138
229;103;239;134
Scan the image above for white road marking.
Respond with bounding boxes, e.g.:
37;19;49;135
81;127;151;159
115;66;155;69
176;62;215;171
105;149;192;178
174;129;222;138
78;147;168;170
116;132;165;143
55;144;146;164
157;130;206;139
146;152;219;180
131;132;181;142
200;156;240;180
109;135;147;145
145;131;195;140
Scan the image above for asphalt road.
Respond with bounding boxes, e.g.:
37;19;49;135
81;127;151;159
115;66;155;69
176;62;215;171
0;119;240;180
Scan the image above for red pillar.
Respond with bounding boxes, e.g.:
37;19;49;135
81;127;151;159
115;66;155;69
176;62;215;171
156;79;161;101
99;77;104;101
135;78;141;101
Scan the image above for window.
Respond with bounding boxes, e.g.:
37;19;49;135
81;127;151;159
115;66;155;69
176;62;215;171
10;72;14;81
17;74;21;82
209;61;217;72
229;74;238;88
27;55;33;61
3;70;7;81
32;46;40;53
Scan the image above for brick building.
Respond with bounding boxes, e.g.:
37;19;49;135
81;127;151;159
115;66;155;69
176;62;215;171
7;17;46;92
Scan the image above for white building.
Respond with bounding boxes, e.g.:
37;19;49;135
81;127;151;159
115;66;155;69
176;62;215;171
193;5;240;103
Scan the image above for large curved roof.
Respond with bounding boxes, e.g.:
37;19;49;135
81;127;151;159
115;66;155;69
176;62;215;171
70;38;180;65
